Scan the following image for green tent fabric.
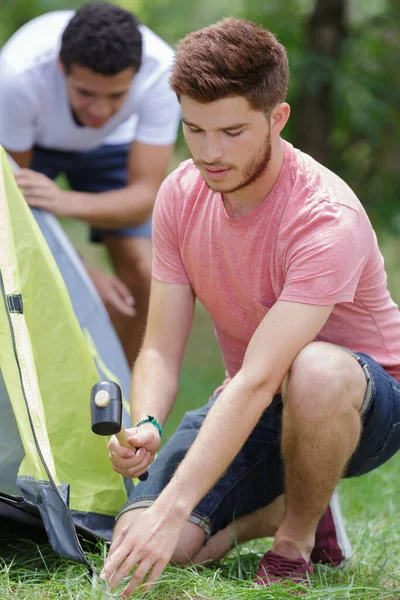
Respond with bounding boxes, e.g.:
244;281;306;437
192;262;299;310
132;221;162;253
0;147;127;563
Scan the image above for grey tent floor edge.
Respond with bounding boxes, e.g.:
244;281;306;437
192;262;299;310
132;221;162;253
0;270;92;568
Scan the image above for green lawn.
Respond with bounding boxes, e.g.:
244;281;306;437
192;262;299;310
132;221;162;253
1;225;400;599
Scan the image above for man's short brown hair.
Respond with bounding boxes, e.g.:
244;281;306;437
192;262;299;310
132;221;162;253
170;18;289;114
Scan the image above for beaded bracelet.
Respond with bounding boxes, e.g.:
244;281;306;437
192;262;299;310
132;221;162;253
135;415;163;438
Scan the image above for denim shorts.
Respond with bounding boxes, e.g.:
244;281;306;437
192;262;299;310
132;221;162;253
31;144;152;242
119;351;400;540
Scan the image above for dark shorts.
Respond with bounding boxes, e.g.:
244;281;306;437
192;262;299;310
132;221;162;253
119;350;400;540
31;144;152;242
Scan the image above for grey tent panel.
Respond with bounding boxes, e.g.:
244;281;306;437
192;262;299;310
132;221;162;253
32;208;131;406
0;369;25;497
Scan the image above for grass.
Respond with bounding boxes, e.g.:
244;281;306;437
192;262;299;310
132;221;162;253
1;462;400;600
1;226;400;599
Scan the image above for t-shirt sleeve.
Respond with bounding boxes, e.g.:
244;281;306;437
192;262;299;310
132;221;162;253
0;68;37;151
280;203;369;305
134;68;181;146
152;174;190;285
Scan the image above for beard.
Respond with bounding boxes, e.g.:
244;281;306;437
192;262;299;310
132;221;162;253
192;131;272;194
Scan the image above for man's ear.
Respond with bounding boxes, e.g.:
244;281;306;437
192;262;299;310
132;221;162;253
58;55;67;75
271;102;290;136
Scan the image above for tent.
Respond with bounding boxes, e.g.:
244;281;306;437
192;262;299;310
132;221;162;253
0;147;132;566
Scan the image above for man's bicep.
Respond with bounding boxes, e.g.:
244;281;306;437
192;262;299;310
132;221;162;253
143;278;195;368
241;300;334;394
127;141;174;189
6;147;32;169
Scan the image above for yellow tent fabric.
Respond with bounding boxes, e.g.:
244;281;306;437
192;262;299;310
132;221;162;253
0;147;127;516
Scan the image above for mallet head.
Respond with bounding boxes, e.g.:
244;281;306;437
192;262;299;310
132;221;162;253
91;380;122;436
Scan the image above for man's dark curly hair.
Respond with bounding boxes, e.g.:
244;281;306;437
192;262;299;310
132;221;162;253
60;2;142;75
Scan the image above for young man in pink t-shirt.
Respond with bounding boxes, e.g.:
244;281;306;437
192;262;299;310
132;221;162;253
102;19;400;594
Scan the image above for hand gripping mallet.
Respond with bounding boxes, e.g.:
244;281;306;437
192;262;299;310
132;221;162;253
91;380;148;481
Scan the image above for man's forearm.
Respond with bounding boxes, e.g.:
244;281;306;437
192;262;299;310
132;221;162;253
155;372;274;516
130;347;180;428
63;181;157;228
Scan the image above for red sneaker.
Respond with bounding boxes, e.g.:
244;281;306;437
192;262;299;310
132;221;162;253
255;549;314;586
311;489;353;566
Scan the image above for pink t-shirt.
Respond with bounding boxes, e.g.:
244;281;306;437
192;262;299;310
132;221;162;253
153;141;400;383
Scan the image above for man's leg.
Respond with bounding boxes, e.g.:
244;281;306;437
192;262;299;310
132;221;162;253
193;495;285;564
65;143;152;367
112;392;352;576
103;235;152;367
276;342;365;556
114;486;349;568
256;341;366;584
112;395;286;568
112;498;284;567
194;487;352;566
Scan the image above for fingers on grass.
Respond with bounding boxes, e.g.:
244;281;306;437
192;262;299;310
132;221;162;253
122;557;167;597
121;559;153;597
107;547;145;590
106;528;129;561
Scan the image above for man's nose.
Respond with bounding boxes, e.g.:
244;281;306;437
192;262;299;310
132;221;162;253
201;135;223;164
89;98;112;119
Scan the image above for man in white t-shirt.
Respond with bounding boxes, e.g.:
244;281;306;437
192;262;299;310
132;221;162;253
0;2;180;365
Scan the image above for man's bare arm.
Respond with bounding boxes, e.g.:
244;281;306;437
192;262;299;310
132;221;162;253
15;141;174;226
130;278;195;425
108;278;196;478
6;147;32;168
61;141;174;227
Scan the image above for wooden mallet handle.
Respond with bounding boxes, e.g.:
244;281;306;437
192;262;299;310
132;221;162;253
91;383;149;481
115;427;130;448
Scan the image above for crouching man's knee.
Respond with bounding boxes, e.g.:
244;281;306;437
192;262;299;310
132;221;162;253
283;341;366;416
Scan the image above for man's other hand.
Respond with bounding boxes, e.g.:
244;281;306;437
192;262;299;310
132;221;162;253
100;505;182;596
15;169;75;217
86;266;136;318
108;423;160;479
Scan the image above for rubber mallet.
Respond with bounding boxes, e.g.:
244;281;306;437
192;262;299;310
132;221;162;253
91;380;148;481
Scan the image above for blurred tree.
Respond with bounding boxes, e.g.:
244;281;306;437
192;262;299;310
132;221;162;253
0;0;83;45
331;0;400;226
241;0;400;229
292;0;348;165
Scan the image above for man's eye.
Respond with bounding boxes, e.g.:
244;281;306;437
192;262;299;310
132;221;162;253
188;126;201;133
78;90;93;97
225;130;243;137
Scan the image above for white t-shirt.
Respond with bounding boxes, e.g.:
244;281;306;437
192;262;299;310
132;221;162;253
0;11;181;152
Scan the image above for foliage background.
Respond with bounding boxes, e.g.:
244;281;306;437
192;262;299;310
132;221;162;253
0;2;399;598
1;0;399;229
